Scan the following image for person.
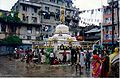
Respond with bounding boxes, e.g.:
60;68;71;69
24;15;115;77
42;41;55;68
20;48;25;62
85;50;91;70
25;48;30;67
40;48;45;64
70;47;76;65
53;57;59;65
75;47;81;74
29;49;34;62
34;46;41;63
91;50;102;78
80;49;85;68
49;51;54;65
101;49;110;77
16;48;20;59
41;53;46;64
14;48;17;59
62;50;67;64
40;48;45;55
109;47;119;77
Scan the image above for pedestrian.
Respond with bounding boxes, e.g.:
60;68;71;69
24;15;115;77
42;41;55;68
40;48;45;64
49;51;54;65
80;49;85;68
40;48;45;55
14;48;17;59
20;48;25;62
16;48;20;59
75;47;81;74
25;48;30;67
101;49;110;77
41;53;46;64
53;57;59;65
34;46;41;63
29;49;34;62
70;47;76;65
109;47;119;77
85;50;91;70
62;50;67;64
91;50;102;78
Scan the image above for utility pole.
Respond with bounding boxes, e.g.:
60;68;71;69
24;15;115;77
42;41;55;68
117;1;119;41
112;0;115;52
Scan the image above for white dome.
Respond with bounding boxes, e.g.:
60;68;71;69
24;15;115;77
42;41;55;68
55;24;69;34
52;34;77;41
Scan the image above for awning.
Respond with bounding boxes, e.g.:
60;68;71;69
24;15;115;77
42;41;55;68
85;28;101;33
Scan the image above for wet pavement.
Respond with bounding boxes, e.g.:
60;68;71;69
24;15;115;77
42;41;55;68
0;56;92;77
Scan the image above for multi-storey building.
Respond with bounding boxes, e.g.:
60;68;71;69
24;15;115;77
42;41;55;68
0;9;43;49
0;0;80;49
12;0;80;41
102;0;119;46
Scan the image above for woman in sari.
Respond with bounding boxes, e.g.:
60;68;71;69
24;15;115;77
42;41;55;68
101;50;110;77
91;50;102;78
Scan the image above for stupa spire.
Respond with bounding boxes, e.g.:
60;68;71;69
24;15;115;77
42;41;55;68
60;6;65;24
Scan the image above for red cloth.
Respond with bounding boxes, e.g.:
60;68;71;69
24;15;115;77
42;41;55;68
53;59;59;65
93;54;100;60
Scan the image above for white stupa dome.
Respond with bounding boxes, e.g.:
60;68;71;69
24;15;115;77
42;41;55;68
55;24;69;34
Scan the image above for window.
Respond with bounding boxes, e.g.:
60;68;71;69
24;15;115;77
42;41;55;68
45;7;49;12
50;0;55;3
26;16;29;22
36;36;40;40
22;5;27;11
44;14;50;19
45;34;48;38
27;36;31;40
33;7;37;13
35;27;40;31
22;14;26;21
27;26;32;30
0;24;6;32
105;17;112;24
32;17;37;23
57;0;63;4
67;2;70;7
27;26;32;33
55;9;60;21
56;9;60;13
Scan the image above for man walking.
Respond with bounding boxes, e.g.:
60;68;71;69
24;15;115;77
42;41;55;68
85;50;91;70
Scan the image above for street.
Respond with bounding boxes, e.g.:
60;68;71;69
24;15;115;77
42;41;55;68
0;56;92;77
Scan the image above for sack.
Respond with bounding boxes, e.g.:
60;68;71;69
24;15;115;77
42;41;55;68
53;59;59;65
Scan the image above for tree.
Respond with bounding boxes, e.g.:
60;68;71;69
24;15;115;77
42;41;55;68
0;11;22;23
1;35;22;46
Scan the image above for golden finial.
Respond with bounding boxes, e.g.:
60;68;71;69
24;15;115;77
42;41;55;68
60;6;65;24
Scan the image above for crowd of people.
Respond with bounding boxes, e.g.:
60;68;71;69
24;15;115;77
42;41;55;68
12;45;119;78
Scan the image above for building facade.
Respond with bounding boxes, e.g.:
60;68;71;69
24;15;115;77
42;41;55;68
12;0;80;42
102;0;119;46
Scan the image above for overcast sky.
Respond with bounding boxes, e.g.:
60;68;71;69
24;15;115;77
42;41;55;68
0;0;108;11
0;0;108;26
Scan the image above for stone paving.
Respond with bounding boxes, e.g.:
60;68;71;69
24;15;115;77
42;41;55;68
0;56;92;77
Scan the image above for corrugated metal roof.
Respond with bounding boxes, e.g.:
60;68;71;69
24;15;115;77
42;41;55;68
85;28;101;33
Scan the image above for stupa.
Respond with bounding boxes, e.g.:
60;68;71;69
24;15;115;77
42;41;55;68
47;6;79;61
48;24;77;42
